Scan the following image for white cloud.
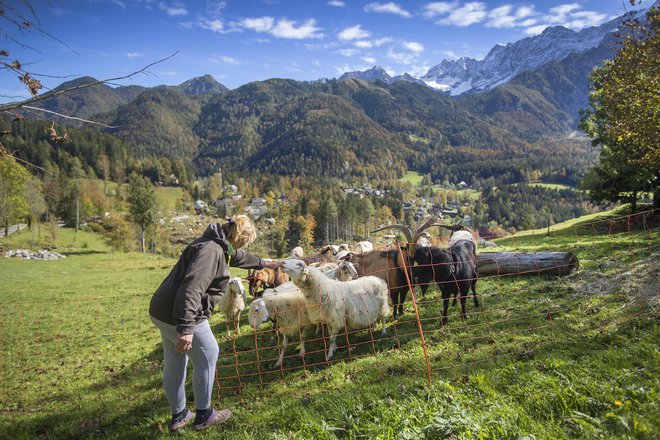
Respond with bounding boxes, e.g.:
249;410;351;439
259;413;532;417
524;3;607;34
408;64;431;77
285;63;303;73
403;41;424;53
421;1;606;34
241;17;275;32
209;54;241;65
328;0;345;6
338;25;370;41
159;2;188;17
373;37;393;46
199;19;224;33
338;48;360;57
126;52;143;59
423;2;454;18
437;2;487;26
271;18;323;39
487;4;536;29
387;48;416;65
549;3;581;17
241;17;323;39
206;0;227;17
353;37;392;49
387;40;426;66
563;10;607;28
355;37;392;48
362;56;377;64
524;24;549;35
354;40;374;48
334;63;371;75
364;2;412;18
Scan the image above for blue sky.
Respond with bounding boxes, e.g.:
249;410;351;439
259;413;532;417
0;0;647;102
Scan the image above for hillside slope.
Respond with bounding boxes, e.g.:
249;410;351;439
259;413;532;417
0;208;657;439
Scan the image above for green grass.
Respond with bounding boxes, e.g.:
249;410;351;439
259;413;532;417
400;171;481;199
511;182;575;191
0;208;658;439
155;186;185;213
401;171;425;186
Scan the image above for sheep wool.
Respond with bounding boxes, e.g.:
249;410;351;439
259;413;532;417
215;277;247;335
283;260;389;360
248;283;313;368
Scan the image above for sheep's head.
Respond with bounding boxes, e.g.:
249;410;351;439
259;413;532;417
228;277;247;309
248;298;269;329
281;258;308;282
338;261;359;280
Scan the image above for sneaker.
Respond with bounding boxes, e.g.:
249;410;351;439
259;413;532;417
168;409;195;432
192;408;232;431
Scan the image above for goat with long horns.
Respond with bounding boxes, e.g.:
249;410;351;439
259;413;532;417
341;217;460;320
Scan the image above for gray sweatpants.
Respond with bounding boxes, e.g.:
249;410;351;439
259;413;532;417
150;316;220;414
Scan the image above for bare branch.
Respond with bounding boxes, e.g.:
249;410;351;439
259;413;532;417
22;106;119;128
0;51;179;112
0;142;54;175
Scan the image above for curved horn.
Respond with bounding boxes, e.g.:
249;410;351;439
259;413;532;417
408;217;438;256
371;224;413;243
435;223;470;233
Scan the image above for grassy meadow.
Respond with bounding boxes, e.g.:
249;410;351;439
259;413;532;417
400;171;481;200
0;208;658;439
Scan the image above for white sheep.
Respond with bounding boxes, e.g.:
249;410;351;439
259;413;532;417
311;260;359;281
355;241;374;253
449;230;477;248
479;238;497;247
335;250;351;261
247;282;313;369
290;246;304;258
282;259;390;360
217;277;247;335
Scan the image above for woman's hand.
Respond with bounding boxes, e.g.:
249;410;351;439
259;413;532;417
175;333;193;352
262;260;283;270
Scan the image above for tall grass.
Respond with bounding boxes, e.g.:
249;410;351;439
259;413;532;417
0;209;658;439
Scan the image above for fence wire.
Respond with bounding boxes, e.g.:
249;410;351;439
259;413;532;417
0;209;657;410
213;209;659;400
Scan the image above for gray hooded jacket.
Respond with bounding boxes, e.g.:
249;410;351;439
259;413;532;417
149;223;264;334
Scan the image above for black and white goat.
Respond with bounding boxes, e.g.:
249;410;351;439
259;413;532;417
412;239;479;325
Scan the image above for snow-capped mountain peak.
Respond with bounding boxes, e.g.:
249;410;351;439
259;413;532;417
338;5;651;96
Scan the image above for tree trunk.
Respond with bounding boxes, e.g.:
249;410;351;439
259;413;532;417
476;251;579;277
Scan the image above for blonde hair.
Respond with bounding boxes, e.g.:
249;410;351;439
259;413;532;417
224;215;257;249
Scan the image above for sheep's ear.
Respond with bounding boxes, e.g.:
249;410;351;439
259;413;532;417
300;267;309;283
259;307;269;323
352;262;360;268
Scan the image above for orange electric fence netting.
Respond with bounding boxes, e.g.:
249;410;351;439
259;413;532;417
214;209;659;400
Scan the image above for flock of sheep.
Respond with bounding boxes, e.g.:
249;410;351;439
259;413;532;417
217;221;482;368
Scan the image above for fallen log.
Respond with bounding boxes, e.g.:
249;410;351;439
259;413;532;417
476;252;579;277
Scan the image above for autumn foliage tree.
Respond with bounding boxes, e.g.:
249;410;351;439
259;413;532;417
580;4;659;211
